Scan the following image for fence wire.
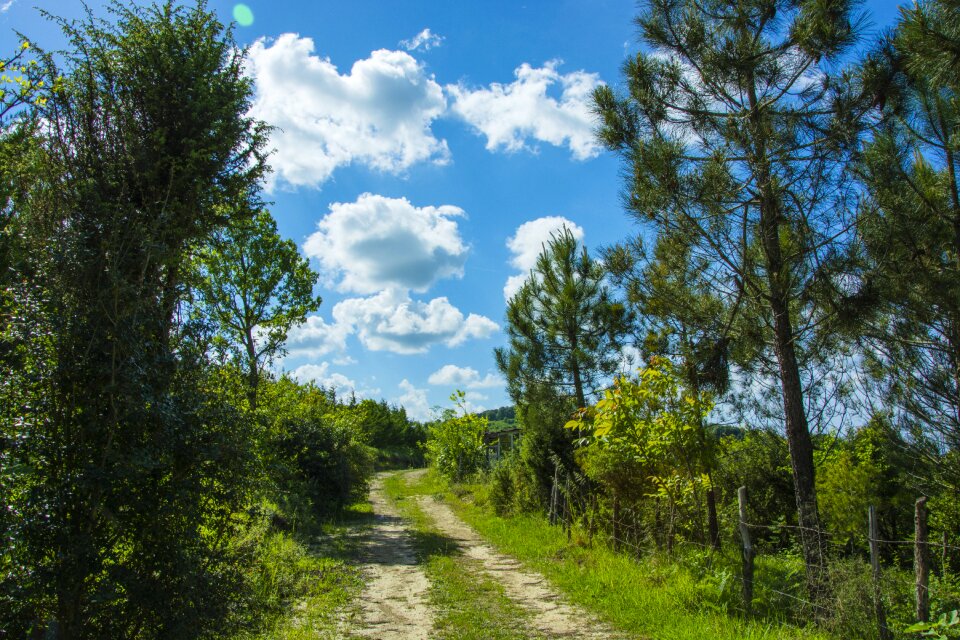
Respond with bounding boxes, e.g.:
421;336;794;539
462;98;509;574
545;463;960;629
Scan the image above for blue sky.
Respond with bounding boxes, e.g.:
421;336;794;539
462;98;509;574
1;0;906;420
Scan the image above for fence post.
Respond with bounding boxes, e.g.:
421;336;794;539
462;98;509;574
916;496;930;623
612;491;620;552
869;505;892;640
737;486;754;618
549;460;559;525
565;474;572;542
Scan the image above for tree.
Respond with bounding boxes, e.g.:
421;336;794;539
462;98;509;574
0;1;269;635
495;228;630;409
606;232;735;548
594;0;872;597
566;357;716;549
192;209;320;409
853;0;960;495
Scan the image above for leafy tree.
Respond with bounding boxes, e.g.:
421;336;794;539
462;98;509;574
594;0;872;596
606;232;735;547
566;357;716;546
495;228;629;409
0;1;268;635
192;209;320;409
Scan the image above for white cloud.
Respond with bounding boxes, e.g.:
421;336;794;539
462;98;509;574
332;288;498;355
400;28;444;52
1;1;17;13
285;315;351;358
333;355;357;366
303;193;468;294
428;364;504;389
247;34;449;189
503;216;584;299
448;60;603;160
290;362;354;394
397;379;434;421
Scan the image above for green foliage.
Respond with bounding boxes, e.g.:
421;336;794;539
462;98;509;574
852;0;960;497
568;357;715;505
191;209;320;408
495;227;629;409
514;384;577;509
907;610;960;639
0;1;271;636
426;391;488;481
487;451;541;517
259;377;375;517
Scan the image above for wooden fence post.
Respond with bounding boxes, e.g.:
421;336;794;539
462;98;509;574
738;486;754;618
612;492;620;552
916;497;930;623
549;461;559;525
869;506;892;640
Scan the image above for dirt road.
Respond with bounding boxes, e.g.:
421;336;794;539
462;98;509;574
352;472;435;639
351;470;620;639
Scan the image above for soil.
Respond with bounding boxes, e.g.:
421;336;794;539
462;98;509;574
350;470;621;639
351;472;435;639
415;493;621;639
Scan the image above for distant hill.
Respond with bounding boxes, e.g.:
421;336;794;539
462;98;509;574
477;406;517;432
477;406;515;421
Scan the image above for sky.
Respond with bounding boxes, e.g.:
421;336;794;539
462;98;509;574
1;0;906;421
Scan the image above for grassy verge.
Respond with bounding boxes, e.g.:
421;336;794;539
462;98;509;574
238;502;372;640
382;471;543;640
405;470;834;640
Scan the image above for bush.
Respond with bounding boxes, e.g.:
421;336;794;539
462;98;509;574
488;451;540;516
425;391;488;481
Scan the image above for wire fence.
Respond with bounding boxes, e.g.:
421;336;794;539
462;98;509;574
544;459;960;634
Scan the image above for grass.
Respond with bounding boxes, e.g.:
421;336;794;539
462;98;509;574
402;469;836;640
382;471;542;639
238;502;373;640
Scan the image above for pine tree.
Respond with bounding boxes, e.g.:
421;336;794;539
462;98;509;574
855;0;960;491
495;228;629;409
594;0;872;598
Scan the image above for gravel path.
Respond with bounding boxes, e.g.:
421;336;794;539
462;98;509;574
352;470;621;639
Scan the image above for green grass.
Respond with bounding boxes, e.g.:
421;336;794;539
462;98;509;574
382;471;542;639
404;470;835;640
238;502;373;640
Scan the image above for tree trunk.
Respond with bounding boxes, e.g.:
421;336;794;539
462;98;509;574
748;76;828;603
244;326;259;411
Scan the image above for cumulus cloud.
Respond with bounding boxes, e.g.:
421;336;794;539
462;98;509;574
247;34;449;189
1;1;17;13
400;28;444;52
448;60;603;160
285;315;351;358
333;289;497;355
303;193;469;294
290;362;358;396
428;364;504;389
503;216;584;299
397;379;433;421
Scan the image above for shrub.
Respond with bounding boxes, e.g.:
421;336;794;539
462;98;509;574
425;391;487;481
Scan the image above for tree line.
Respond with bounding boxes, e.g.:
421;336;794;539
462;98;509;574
0;2;423;637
